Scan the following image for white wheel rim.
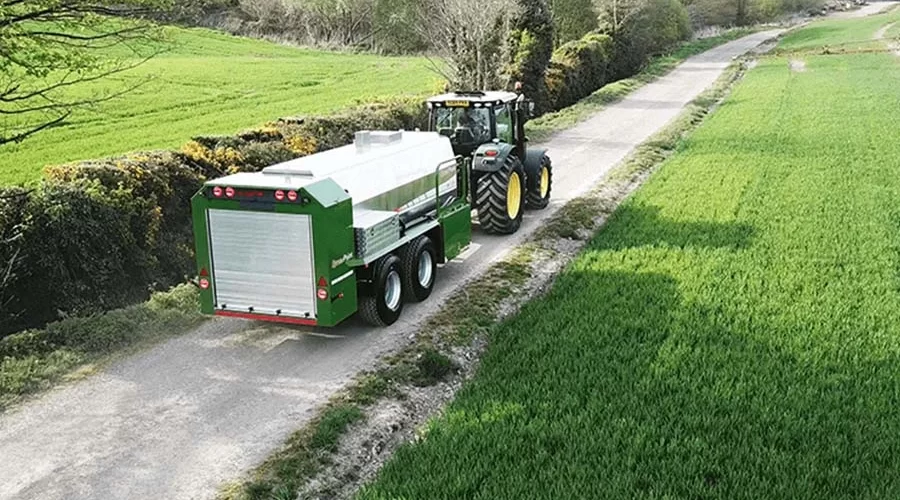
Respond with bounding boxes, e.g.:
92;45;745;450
385;270;402;311
418;251;434;288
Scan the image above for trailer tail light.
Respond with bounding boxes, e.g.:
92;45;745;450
485;149;498;157
225;187;235;198
199;278;210;290
212;186;223;198
274;190;285;201
287;190;298;202
317;288;328;300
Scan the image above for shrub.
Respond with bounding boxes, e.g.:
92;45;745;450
609;0;692;80
46;152;208;290
1;180;163;335
545;32;614;110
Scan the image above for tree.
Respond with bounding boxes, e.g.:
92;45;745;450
549;0;599;45
0;0;173;147
503;0;554;112
594;0;647;35
416;0;521;90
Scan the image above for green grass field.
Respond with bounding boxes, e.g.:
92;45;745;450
357;13;900;500
777;4;899;51
0;26;438;185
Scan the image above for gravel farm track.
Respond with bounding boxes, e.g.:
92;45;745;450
0;5;894;499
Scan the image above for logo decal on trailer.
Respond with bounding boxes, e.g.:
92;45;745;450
331;253;353;269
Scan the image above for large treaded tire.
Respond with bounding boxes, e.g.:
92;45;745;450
400;235;436;303
475;154;526;235
358;254;403;327
525;154;552;210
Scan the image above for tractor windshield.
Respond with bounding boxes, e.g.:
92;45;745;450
433;106;491;145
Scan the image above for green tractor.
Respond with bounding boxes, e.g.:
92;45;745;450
425;86;552;235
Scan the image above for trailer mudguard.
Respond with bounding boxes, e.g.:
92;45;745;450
471;142;516;174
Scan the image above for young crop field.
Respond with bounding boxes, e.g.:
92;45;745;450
356;13;900;500
0;26;437;185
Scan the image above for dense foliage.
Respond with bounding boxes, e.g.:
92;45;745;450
549;0;600;44
609;0;693;79
357;14;900;498
545;33;614;110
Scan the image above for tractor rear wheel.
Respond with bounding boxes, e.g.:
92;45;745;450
525;154;552;210
359;254;404;327
475;155;526;234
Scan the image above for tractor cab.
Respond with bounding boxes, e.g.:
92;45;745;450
424;87;550;236
425;90;533;158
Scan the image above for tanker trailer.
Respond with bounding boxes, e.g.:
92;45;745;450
190;130;472;327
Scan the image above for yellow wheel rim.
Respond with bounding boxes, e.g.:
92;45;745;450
540;167;549;198
507;172;521;219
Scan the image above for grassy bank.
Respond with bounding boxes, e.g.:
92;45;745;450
0;26;436;185
357;12;900;500
0;284;204;411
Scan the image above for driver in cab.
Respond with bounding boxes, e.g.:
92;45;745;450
456;108;489;143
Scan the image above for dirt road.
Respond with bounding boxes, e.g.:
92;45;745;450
0;31;783;500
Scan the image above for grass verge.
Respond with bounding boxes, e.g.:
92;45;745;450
0;284;205;411
357;19;900;500
216;28;763;500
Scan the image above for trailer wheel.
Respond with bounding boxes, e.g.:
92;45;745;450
475;154;526;234
525;154;552;210
359;254;404;327
400;235;437;302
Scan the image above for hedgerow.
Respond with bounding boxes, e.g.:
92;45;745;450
545;32;614;110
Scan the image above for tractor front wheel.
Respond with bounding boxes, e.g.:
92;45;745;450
475;155;526;235
359;254;404;327
525;154;552;210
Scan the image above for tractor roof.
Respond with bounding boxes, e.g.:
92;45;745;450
426;91;518;106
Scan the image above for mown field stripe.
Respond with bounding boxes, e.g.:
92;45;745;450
355;23;900;500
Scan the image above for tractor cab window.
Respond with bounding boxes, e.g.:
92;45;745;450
494;104;513;144
434;106;490;144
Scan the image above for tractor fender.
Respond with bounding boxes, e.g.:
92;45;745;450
522;148;549;185
471;142;517;174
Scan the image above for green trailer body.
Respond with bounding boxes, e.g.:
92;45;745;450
190;130;472;327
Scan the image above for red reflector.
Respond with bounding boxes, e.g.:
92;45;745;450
287;190;298;202
199;268;209;277
199;278;210;290
485;150;498;157
317;288;328;300
317;276;327;287
225;187;235;198
274;190;285;201
212;186;223;197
